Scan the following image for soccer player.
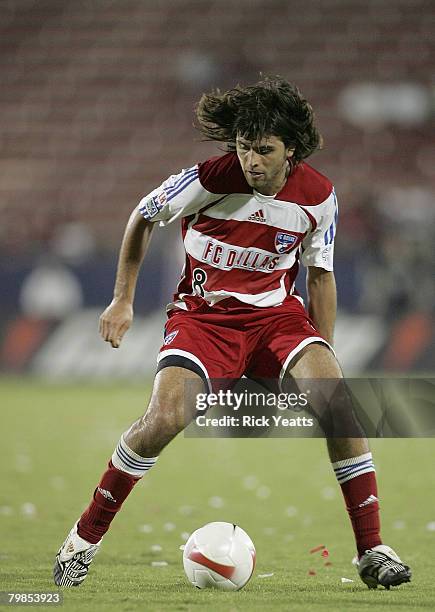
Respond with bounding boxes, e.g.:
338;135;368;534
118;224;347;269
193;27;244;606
54;77;411;589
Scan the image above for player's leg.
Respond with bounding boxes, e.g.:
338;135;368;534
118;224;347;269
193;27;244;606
284;343;368;457
54;366;203;587
54;303;247;587
123;365;203;457
77;366;203;541
285;343;411;589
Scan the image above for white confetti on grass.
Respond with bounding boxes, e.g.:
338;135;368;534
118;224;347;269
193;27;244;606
258;573;274;578
0;506;13;516
393;520;406;530
243;475;259;490
426;522;435;531
178;505;194;516
263;527;276;536
138;524;153;533
164;522;176;532
208;496;224;508
50;476;66;490
341;577;354;583
285;506;298;518
15;454;32;473
150;545;162;552
21;503;36;518
321;486;336;500
256;486;271;499
151;561;168;567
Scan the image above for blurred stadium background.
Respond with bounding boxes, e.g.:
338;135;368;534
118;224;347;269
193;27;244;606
1;0;434;378
1;4;435;607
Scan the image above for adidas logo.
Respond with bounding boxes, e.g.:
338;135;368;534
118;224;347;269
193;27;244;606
358;494;378;508
247;209;266;223
97;487;117;503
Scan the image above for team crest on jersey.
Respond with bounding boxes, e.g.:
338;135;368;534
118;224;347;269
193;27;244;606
164;330;179;345
275;232;298;254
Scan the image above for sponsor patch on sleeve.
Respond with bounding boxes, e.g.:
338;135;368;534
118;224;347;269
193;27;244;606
140;191;167;220
322;245;332;262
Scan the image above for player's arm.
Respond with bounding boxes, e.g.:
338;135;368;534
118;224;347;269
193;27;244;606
306;266;337;345
99;164;216;348
300;187;338;345
99;209;154;349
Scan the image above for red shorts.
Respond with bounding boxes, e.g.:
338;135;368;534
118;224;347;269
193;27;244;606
157;295;332;390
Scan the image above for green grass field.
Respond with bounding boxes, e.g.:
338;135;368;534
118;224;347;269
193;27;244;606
1;378;434;611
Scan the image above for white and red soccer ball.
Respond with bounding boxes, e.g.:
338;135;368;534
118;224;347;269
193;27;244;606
183;521;256;591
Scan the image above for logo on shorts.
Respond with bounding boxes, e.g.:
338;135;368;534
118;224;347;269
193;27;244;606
275;232;298;254
164;330;179;345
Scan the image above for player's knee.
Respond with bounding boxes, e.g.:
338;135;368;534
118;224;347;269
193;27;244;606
157;404;186;437
129;400;186;457
147;384;187;434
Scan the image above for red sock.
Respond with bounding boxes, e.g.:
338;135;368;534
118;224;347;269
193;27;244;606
340;471;382;557
78;461;140;544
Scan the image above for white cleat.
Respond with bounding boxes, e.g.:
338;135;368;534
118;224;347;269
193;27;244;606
53;522;101;587
354;544;411;589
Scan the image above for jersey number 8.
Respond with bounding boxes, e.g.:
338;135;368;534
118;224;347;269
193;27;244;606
192;268;207;297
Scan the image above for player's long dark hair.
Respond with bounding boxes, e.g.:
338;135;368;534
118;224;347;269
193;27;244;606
195;76;323;164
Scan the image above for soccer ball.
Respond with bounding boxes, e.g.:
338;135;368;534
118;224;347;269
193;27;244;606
183;521;256;591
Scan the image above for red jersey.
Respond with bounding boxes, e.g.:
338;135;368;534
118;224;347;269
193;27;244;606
138;152;338;309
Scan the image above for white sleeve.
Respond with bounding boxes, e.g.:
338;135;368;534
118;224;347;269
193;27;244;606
137;165;217;226
300;188;338;271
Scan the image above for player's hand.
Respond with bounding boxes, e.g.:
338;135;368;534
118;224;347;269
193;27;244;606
99;299;133;348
